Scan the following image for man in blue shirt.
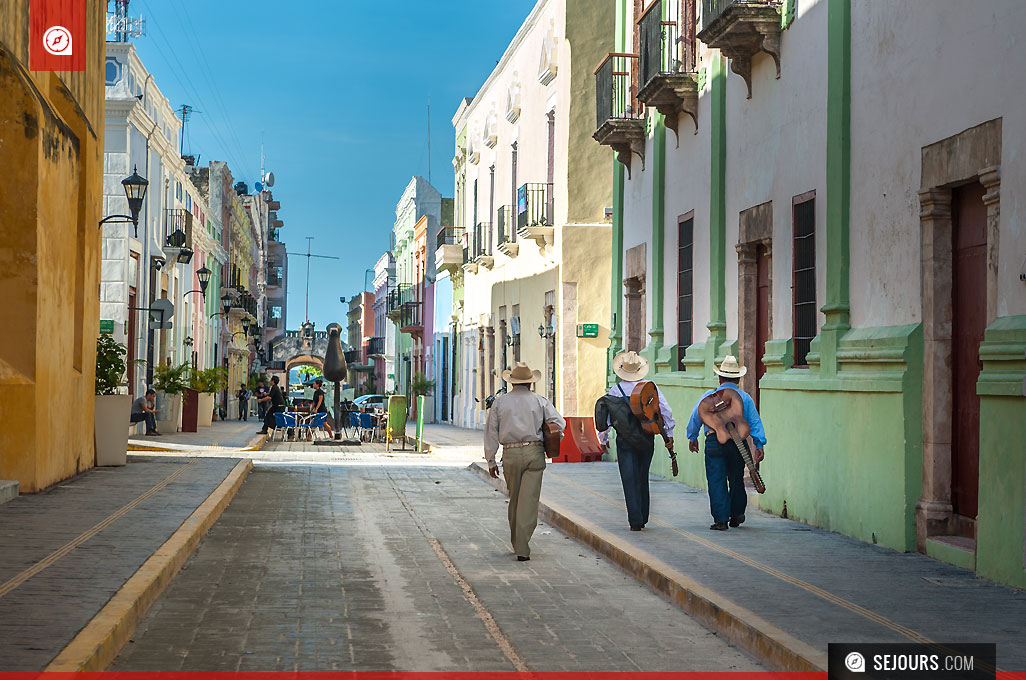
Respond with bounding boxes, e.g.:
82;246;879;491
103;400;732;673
686;356;766;531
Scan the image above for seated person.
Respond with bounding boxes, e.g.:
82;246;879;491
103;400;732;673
130;389;160;436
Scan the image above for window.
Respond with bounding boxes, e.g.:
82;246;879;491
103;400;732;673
792;192;816;367
677;212;694;370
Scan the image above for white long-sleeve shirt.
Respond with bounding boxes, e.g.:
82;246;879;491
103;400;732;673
596;380;676;445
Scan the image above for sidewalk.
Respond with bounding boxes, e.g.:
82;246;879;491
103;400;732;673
471;460;1026;672
0;454;251;671
128;418;265;452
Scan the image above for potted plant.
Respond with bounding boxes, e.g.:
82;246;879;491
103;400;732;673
94;335;130;466
152;361;190;432
190;367;227;427
410;372;435;420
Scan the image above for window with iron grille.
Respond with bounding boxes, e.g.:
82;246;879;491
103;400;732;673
792;193;816;367
677;213;694;370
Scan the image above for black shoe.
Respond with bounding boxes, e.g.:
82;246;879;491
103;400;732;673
517;555;530;561
709;522;729;531
630;525;643;531
729;514;745;528
145;431;160;436
256;430;268;435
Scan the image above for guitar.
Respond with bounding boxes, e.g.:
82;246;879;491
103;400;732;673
697;389;766;493
629;382;678;476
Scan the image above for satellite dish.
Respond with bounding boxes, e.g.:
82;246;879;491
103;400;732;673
263;171;275;187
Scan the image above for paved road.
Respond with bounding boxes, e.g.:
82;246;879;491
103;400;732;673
111;460;763;672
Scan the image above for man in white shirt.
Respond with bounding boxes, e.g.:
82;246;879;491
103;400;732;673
595;351;676;530
485;362;566;561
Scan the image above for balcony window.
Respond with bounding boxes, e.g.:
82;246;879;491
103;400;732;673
593;53;646;177
637;0;699;137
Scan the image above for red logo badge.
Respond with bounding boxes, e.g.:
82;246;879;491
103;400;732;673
30;0;86;71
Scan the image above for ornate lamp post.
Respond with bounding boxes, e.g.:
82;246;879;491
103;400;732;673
99;167;149;236
537;321;556;401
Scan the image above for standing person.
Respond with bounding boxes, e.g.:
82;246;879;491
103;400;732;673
311;378;334;438
255;380;269;420
237;383;251;421
130;388;161;436
686;356;766;531
485;362;565;562
257;375;287;435
595;351;676;531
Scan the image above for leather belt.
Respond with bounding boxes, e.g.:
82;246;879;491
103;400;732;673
502;440;541;449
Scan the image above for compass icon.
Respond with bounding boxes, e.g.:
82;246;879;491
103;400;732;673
43;26;73;56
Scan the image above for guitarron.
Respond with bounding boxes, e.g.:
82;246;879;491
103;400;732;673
629;381;678;476
697;389;766;493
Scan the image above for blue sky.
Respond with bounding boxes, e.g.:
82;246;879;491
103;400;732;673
130;0;536;332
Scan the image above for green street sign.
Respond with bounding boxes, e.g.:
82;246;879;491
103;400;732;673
577;323;599;338
99;319;115;335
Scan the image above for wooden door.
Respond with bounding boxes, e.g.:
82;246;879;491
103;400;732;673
951;182;987;520
127;289;137;392
755;245;770;409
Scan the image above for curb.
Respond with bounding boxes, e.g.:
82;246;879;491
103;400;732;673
469;461;826;672
127;433;266;453
44;458;254;671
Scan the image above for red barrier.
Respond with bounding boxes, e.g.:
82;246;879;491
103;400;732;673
551;416;605;463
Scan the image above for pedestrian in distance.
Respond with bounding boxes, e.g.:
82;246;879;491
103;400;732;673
485;361;565;562
255;380;269;420
686;356;766;531
130;388;161;436
237;383;251;421
312;378;334;438
595;350;676;531
256;375;287;435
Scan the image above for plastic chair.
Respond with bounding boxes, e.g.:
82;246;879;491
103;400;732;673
273;411;299;441
358;412;375;441
304;412;328;441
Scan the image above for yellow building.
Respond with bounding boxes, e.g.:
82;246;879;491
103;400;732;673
0;1;106;491
448;0;614;427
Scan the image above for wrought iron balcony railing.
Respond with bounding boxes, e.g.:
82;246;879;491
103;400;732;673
497;205;515;245
164;208;193;249
437;226;465;246
595;53;640;129
639;0;682;88
368;336;386;356
397;303;422;331
472;222;491;259
517;183;553;229
386;285;419;314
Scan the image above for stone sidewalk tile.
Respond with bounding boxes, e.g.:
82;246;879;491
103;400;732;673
477;460;1026;671
129;419;263;451
0;455;242;671
112;464;764;672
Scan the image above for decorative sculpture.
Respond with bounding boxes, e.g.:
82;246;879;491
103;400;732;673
322;323;348;440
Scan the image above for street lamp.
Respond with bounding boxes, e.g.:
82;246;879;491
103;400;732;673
210;293;233;319
537;321;556;400
99;166;149;237
184;265;212;299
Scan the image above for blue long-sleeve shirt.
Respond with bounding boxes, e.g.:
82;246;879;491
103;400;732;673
685;382;766;448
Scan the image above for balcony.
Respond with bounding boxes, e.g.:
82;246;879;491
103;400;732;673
397;303;423;335
163;209;194;264
368;336;386;358
593;53;645;177
435;226;466;274
496;205;519;257
472;222;494;270
266;265;283;288
386;284;418;318
637;0;699;138
225;263;243;293
697;0;782;99
516;183;554;249
229;289;258;322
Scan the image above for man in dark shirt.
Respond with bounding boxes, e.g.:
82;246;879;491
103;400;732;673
312;378;334;437
257;375;287;435
130;389;160;435
255;380;269;420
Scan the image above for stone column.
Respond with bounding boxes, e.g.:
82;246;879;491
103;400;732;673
916;187;954;548
736;242;758;396
979;166;1001;326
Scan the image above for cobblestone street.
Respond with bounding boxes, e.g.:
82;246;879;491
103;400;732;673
110;448;763;672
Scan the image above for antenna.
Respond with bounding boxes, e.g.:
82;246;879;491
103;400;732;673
427;97;431;184
176;104;201;156
287;236;340;322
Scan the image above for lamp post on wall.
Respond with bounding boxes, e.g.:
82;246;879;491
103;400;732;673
537;321;556;402
99;167;149;236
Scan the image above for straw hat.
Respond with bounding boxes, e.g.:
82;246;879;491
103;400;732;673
502;361;542;385
714;355;747;378
612;351;650;382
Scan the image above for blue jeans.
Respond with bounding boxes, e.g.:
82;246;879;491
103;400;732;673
704;435;747;523
616;442;654;527
130;411;156;433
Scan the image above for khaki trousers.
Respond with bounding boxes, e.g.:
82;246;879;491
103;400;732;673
501;443;546;558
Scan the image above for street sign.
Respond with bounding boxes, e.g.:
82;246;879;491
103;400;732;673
148;299;174;330
577;323;599;338
99;319;114;334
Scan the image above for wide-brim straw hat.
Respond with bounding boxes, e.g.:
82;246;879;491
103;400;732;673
612;351;650;381
503;361;542;385
714;355;748;378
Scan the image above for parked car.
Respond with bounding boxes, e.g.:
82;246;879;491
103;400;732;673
353;394;385;410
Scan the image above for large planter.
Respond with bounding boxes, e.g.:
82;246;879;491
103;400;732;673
94;394;132;466
197;392;215;427
156;392;182;433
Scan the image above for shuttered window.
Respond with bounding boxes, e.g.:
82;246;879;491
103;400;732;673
677;213;694;371
792;194;816;367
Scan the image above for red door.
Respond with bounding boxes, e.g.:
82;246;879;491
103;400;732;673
951;182;987;520
755;245;770;409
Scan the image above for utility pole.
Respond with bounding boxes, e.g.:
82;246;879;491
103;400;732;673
176;104;200;156
287;237;340;322
427;98;431;184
